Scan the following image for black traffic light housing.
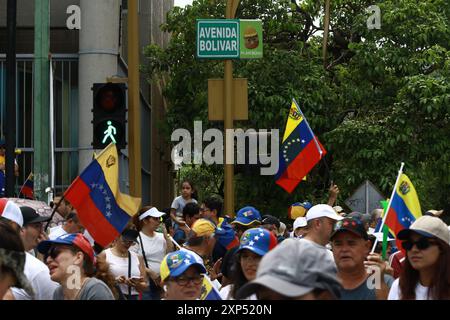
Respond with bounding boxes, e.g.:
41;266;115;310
92;83;127;149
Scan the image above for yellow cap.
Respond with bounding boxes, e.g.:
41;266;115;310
191;218;215;237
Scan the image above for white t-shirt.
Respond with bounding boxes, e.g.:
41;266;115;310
388;278;430;300
130;231;167;275
219;284;257;300
48;225;67;240
11;252;59;300
104;248;141;295
171;196;197;217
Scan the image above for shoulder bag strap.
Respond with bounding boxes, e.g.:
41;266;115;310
138;233;149;268
128;251;132;297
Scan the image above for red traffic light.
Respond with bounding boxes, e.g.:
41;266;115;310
95;83;126;112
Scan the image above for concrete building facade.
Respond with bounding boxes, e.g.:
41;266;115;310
0;0;175;208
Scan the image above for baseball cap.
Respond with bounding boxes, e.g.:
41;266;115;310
215;222;240;250
20;206;51;225
261;215;281;229
347;212;372;224
232;206;262;226
160;249;207;282
306;204;343;222
191;218;216;237
424;209;444;217
288;202;312;220
37;233;95;263
235;238;342;299
139;207;166;220
121;228;139;242
0;199;24;227
330;217;369;240
293;217;307;230
397;215;450;244
333;206;344;214
237;228;278;257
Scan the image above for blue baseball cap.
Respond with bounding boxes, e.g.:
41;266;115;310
215;222;240;250
237;228;278;257
37;233;95;263
160;249;207;281
232;206;262;226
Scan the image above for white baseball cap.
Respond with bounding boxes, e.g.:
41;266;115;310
139;207;166;221
293;217;307;230
306;204;343;222
0;200;23;227
398;215;450;244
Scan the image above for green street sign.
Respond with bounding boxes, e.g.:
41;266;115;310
197;19;240;59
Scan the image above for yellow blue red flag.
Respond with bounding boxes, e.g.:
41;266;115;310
385;173;422;251
64;143;141;247
275;99;326;193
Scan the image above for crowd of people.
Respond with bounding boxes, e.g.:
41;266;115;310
0;180;449;300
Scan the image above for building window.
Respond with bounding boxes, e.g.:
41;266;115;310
0;56;79;197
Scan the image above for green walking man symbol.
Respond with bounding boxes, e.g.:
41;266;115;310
102;120;117;144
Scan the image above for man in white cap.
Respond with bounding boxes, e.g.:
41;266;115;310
290;217;308;238
300;204;343;264
303;204;343;247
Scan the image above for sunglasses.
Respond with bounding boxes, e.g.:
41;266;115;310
44;246;70;261
171;274;204;286
402;237;438;251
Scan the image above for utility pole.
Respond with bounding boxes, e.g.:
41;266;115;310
127;0;142;197
5;0;17;197
33;0;51;200
223;0;240;216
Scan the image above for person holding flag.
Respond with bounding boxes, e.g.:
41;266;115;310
275;99;327;193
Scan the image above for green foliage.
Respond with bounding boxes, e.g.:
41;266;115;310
143;0;450;218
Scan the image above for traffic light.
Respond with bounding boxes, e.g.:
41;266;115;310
92;83;127;149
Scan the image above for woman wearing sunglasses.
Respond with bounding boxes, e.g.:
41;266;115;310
99;228;148;300
160;249;206;300
37;233;116;300
220;228;277;300
388;216;450;300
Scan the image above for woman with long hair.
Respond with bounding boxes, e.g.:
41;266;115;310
388;216;450;300
220;228;277;300
99;228;148;300
131;206;174;300
37;233;117;300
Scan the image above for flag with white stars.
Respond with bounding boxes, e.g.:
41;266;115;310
64;143;141;247
275;99;327;193
384;173;422;252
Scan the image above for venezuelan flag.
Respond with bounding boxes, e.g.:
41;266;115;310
64;143;141;247
384;173;422;251
200;277;222;300
275;99;327;193
20;173;34;199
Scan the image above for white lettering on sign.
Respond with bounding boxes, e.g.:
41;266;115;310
66;5;81;30
200;27;237;39
199;40;238;52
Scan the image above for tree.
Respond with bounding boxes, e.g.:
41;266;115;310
143;0;450;218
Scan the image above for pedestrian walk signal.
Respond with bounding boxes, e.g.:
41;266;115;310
92;83;127;149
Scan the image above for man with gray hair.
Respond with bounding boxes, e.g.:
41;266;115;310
235;238;342;300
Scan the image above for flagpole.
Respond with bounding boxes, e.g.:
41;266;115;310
44;195;65;232
292;98;331;180
49;57;55;191
18;173;30;198
371;162;405;253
